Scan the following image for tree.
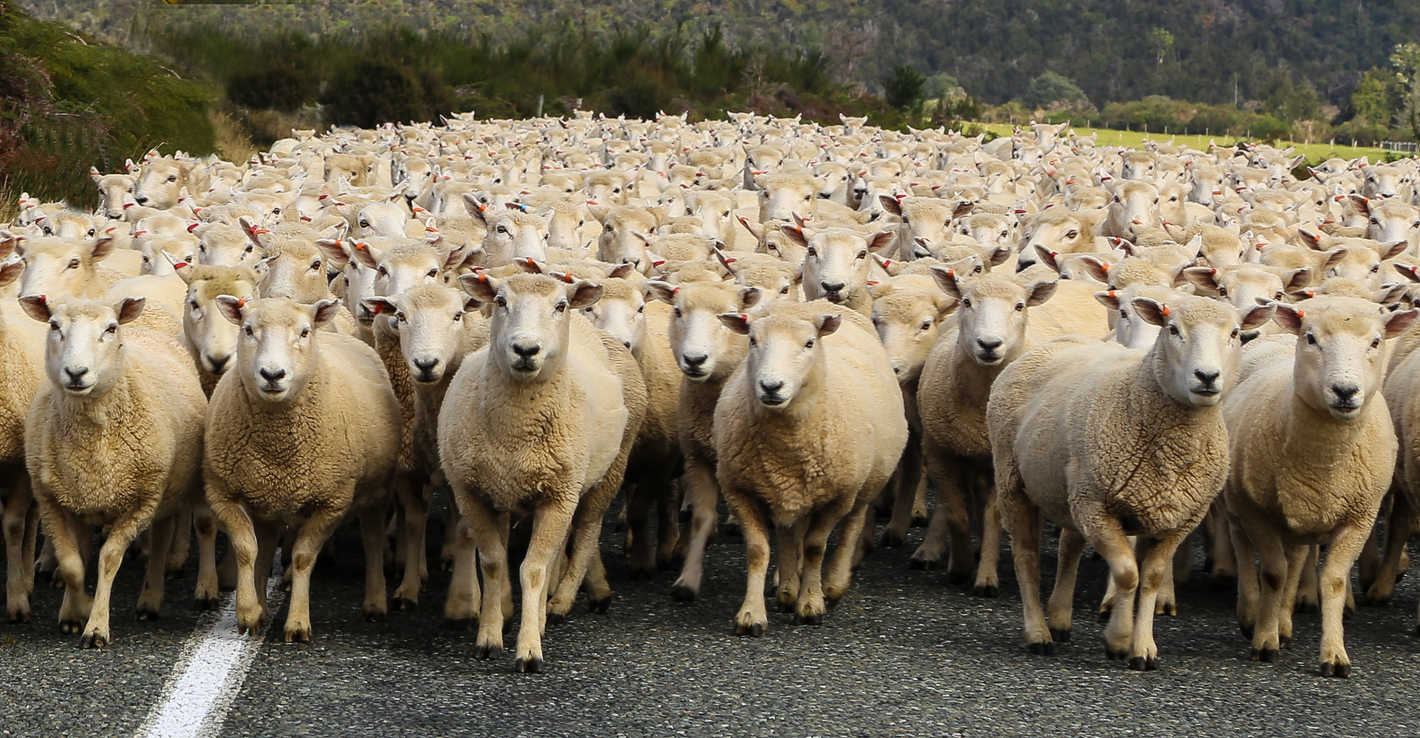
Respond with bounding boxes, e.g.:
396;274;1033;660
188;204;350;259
1391;43;1420;140
922;73;960;101
883;65;925;110
1350;69;1396;127
1022;72;1087;109
1260;75;1322;123
1148;28;1174;66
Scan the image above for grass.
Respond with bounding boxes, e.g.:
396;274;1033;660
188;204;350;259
977;123;1393;162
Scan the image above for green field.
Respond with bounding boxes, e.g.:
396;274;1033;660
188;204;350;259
977;123;1396;163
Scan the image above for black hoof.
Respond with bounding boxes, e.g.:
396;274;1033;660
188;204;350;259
59;619;83;634
734;621;765;637
439;557;455;572
135;607;160;621
908;557;936;571
1128;656;1158;671
546;611;566;626
972;584;998;598
1360;596;1388;608
195;596;221;611
1296;600;1321;613
362;610;387;623
671;585;697;603
794;612;823;626
1157;602;1177;617
879;532;904;548
911;515;929;528
777;597;796;614
514;656;543;673
1239;624;1254;639
1320;661;1351;678
1249;647;1278;663
393;597;418;612
285;628;312;643
444;617;476;631
1211;574;1237;590
79;632;108;649
946;570;970;586
588;596;611;614
1106;647;1128;661
1049;627;1071;643
1027;641;1056;656
9;610;30;624
474;642;503;659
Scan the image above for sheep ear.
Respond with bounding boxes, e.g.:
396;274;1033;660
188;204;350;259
310;299;341;328
18;294;51;323
952;200;974;220
90;235;116;262
1298;228;1324;250
458;272;500;303
929;266;962;300
1271;303;1305;334
315;239;350;267
1349;194;1371;215
1381;240;1408;261
643;280;678;305
1032;244;1062;273
567;280;603;310
988;245;1012;267
0;230;16;260
1384;308;1420;339
462;192;488;224
114;296;146;325
1094;290;1122;310
737;215;764;242
1131;297;1170;327
815;313;841;336
1283;268;1311;292
1322;248;1347;271
780;224;809;247
739;286;762;310
350;242;379;270
1396;263;1420;283
866;230;895;253
1240;303;1276;331
362;297;397;318
1025;279;1057;306
607;262;637;279
1078;255;1110;284
1183;266;1220;293
515;257;545;275
878;195;903;216
214;295;246;326
717;312;752;334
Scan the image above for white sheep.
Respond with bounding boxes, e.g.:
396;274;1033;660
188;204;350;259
21;295;207;646
203;296;402;641
0;296;47;622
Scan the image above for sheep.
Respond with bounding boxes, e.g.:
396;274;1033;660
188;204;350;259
714;301;908;633
21;295;208;646
470;206;551;267
595;205;665;271
439;273;646;672
203;296;402;641
644;279;759;601
909;267;1063;590
0;296;47;622
880;195;974;260
788;227;895;316
989;294;1274;668
90;168;134;220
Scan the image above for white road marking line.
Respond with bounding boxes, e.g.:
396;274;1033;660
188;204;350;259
134;555;285;738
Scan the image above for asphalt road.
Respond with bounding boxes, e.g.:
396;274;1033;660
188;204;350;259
4;497;1420;738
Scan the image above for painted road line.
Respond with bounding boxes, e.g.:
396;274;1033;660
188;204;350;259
134;555;285;738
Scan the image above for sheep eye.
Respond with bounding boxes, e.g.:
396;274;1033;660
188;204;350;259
377;266;388;276
748;336;757;347
554;301;567;313
779;286;790;295
920;320;932;331
104;324;117;335
804;339;815;349
360;220;370;228
310;261;322;271
48;321;59;332
1230;328;1240;339
244;245;254;253
66;259;80;269
584;306;594;314
427;269;438;278
961;298;972;308
856;250;867;260
1306;333;1317;345
452;311;464;322
495;296;507;308
1274;291;1284;300
1168;324;1179;336
1065;230;1079;239
637;304;645;313
300;328;311;338
1014;302;1025;312
673;307;683;318
1372;337;1382;349
244;325;254;336
806;248;817;258
1217;286;1228;296
87;229;95;237
167;175;177;182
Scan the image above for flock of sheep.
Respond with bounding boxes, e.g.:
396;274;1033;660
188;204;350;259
5;112;1420;678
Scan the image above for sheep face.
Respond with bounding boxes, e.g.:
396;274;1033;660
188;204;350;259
45;211;100;240
541;203;588;253
1095;285;1178;349
870;276;957;382
585;173;629;206
218;297;341;404
885;197;972;261
1189;164;1226;206
1360;197;1420;249
257;241;327;303
1157;183;1189;227
352;201;410;239
371;243;451;304
1185;265;1303;315
815;163;852;205
1272;298;1417;420
1131;295;1263;407
795;229;894;305
15;236;115;299
315;239;383;327
757;175;817;223
647;280;754;383
597;208;659;271
91;172;134;220
1107;181;1160;239
959;213;1014;253
198;224;261;268
21;296;144;398
1016;209;1092;273
1322;246;1384;286
685;192;736;248
462;273;600;383
477;211;549;267
582;282;646;351
931;268;1055;367
366;285;475;384
181;268;259;377
1361;166;1402;200
134;159;190;209
1120;152;1156;181
140;237;197;276
720;310;838;411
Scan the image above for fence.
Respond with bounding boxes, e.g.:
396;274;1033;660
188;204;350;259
1382;141;1419;153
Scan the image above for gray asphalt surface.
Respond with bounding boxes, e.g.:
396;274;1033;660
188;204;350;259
4;497;1420;737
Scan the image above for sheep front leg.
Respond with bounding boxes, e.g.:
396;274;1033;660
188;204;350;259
671;457;718;601
42;504;91;634
442;515;481;628
1085;514;1140;663
549;472;623;621
1277;544;1310;647
1046;527;1087;643
3;473;35;622
514;497;577;673
1245;529;1288;663
1293;544;1320;614
724;489;770;637
881;431;922;548
463;495;510;659
795;495;854;626
1319;522;1372;678
439;490;463;571
209;490;265;635
192;503;220;610
1004;494;1051;654
164;506;192;579
85;501;161;648
824;497;872;606
136;515;176;621
909;442;957;573
655;479;681;570
1208;502;1237;587
392;476;430;610
1228;510;1260;640
774;519;805;611
1364;492;1412;606
356;505;389;625
1129;531;1185;671
624;480;657;577
972;488;1003;597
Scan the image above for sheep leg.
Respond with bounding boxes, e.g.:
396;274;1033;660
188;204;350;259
881;431;922;548
44;506;91;634
911;472;929;528
514;498;577;673
1098;536;1136;620
210;490;265;635
85;501;161;648
277;507;339;642
671;457;718;601
3;473;35;623
1278;544;1310;647
796;496;855;625
1004;495;1051;655
972;488;1003;597
773;520;805;611
464;495;510;659
655;478;682;570
1246;529;1288;662
393;476;431;610
624;480;658;577
724;490;770;637
1129;531;1185;671
164;506;192;579
1209;502;1237;587
192;503;220;610
549;471;624;620
824;495;874;606
439;489;462;572
39;535;60;588
442;514;481;628
1046;527;1087;642
1364;492;1412;606
1230;515;1261;641
1294;545;1320;614
1173;532;1192;584
910;445;961;574
1319;523;1371;678
1086;516;1140;663
357;506;390;625
136;515;176;621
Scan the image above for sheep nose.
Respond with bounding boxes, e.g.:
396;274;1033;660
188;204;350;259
682;352;707;367
817;192;831;199
414;357;440;374
1332;384;1360;402
134;195;148;205
207;354;231;374
759;379;784;394
621;340;632;349
511;342;540;358
977;338;1003;352
259;367;286;382
64;367;89;382
1194;369;1221;388
820;281;845;293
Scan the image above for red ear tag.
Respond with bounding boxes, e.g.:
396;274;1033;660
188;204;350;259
1107;290;1117;298
236;298;247;308
1160;304;1171;317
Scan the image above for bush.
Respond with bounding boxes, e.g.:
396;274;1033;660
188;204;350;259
1022;72;1088;109
883;65;926;110
321;54;453;128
